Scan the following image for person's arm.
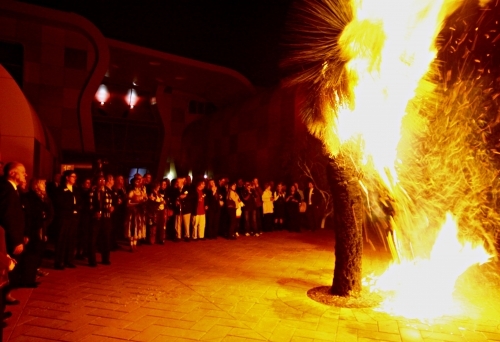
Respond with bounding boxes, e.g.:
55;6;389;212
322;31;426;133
127;191;135;206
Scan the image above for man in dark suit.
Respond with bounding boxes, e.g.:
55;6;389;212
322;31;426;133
88;175;114;266
305;181;322;231
0;162;27;304
54;170;80;270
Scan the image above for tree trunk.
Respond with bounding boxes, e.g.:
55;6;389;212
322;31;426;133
327;156;363;296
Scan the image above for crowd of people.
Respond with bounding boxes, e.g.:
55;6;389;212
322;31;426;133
0;161;325;334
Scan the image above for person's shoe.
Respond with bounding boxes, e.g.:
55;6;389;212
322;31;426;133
102;261;111;265
37;269;49;277
54;264;65;270
235;232;239;237
245;233;250;237
254;233;260;237
65;263;76;268
3;311;12;319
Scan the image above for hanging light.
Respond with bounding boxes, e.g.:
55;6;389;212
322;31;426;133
125;88;138;108
95;84;110;105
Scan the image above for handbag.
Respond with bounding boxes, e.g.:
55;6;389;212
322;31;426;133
299;201;307;213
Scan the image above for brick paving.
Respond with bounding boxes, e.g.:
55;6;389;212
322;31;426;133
3;229;500;341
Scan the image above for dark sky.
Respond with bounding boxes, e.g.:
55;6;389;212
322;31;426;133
20;0;294;87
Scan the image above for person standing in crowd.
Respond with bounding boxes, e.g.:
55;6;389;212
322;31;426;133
146;181;165;244
0;226;16;338
143;173;153;195
286;184;302;232
165;179;176;241
54;170;80;270
261;182;274;232
125;176;147;252
191;179;207;240
46;173;61;203
0;162;26;305
217;178;229;238
75;178;91;260
19;179;53;286
171;178;183;241
156;180;168;244
241;181;258;236
273;183;286;231
111;175;127;250
88;175;114;266
226;181;243;240
45;173;61;241
178;177;192;241
205;179;222;239
306;181;321;231
252;178;263;235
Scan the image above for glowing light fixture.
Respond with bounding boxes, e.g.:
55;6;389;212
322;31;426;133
95;84;110;105
125;88;138;108
150;97;157;105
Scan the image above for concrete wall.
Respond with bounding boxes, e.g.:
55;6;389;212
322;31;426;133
180;86;305;183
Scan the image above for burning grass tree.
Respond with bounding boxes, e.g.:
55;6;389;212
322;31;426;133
283;0;500;308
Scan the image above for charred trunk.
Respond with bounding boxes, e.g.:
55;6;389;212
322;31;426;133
327;157;363;296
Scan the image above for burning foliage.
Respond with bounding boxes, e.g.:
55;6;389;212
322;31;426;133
283;0;500;319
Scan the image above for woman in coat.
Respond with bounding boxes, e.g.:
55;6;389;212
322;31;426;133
21;179;54;286
261;182;274;232
226;182;243;239
205;179;223;239
285;184;302;232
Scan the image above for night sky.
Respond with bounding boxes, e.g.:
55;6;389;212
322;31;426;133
20;0;294;87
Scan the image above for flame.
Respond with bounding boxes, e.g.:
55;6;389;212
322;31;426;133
365;213;491;319
335;0;462;186
329;0;496;320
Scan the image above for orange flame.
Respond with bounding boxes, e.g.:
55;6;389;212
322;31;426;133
364;213;491;319
329;0;495;320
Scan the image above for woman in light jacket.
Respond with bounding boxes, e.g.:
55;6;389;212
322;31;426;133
261;182;274;232
226;182;243;239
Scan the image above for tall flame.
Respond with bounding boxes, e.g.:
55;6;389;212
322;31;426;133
335;0;461;186
328;0;496;320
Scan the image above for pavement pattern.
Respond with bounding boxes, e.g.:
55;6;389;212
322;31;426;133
3;229;500;342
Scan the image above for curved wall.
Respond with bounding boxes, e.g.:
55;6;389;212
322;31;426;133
0;65;56;178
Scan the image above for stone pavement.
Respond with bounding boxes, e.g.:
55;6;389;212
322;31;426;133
3;229;500;342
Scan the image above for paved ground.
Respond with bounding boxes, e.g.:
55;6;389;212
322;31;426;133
3;229;500;342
